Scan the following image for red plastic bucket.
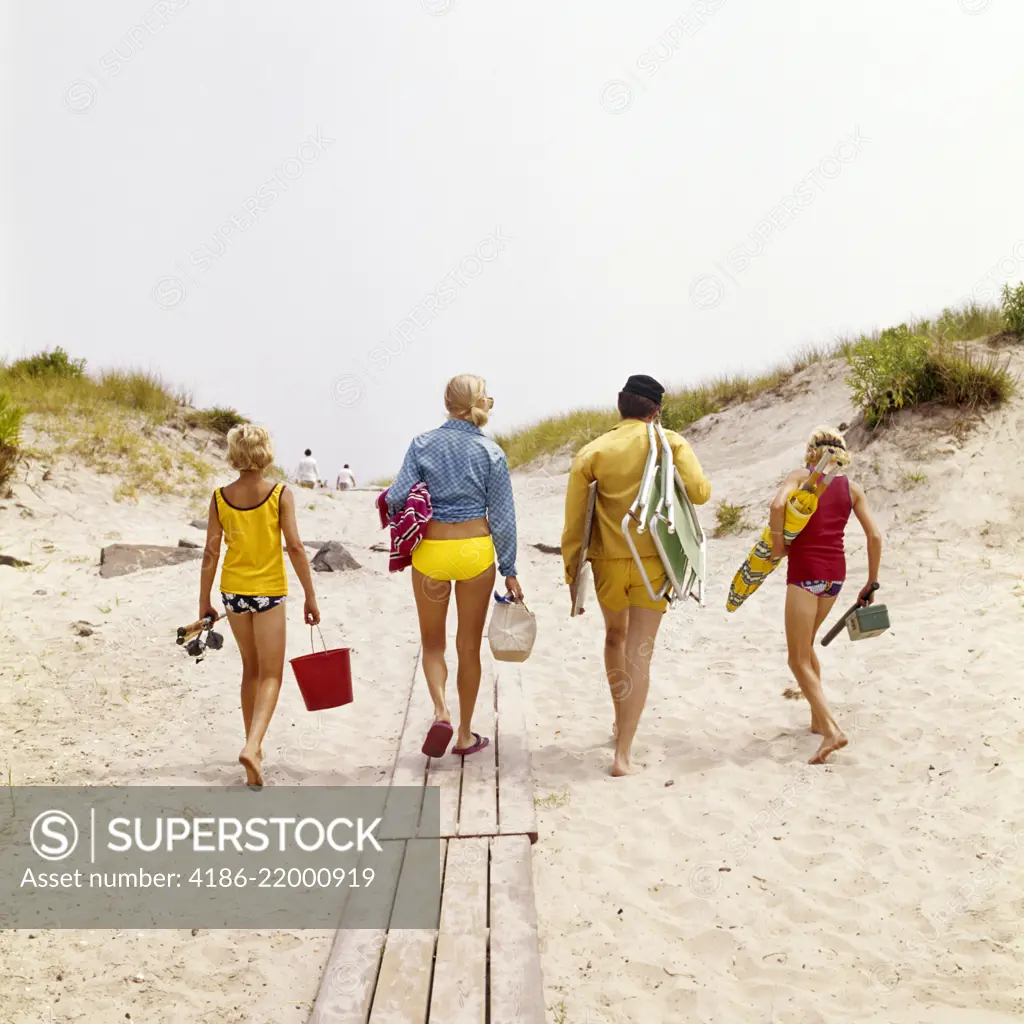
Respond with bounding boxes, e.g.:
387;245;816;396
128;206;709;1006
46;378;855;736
290;626;353;712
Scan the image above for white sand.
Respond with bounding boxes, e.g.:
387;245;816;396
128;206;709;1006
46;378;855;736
3;352;1024;1021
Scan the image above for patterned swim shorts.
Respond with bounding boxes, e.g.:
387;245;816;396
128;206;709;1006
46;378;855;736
221;593;287;614
794;580;843;598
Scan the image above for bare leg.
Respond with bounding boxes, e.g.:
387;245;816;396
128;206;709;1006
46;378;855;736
600;603;663;776
599;603;629;751
807;599;833;734
785;586;847;763
226;612;259;739
452;563;497;750
224;611;262;779
238;603;287;787
412;568;452;723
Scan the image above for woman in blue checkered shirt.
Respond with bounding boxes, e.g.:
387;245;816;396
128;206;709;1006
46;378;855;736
386;374;523;758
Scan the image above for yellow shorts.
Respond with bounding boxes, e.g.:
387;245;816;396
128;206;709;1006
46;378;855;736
592;557;668;613
411;536;495;582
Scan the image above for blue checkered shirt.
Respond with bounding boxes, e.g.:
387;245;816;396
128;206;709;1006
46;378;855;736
387;418;518;577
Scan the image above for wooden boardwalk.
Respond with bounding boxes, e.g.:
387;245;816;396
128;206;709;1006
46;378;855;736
310;653;545;1024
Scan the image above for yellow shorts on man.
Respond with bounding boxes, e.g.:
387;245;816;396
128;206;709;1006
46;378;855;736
592;557;669;612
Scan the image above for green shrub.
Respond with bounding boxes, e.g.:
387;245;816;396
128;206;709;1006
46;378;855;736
845;324;930;427
0;392;23;448
1001;282;1024;338
714;501;748;537
0;392;25;488
8;346;86;379
184;407;249;435
846;326;1017;428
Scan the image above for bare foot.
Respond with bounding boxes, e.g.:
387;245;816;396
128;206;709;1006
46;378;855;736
239;748;264;788
810;721;824;735
610;758;631;777
809;731;848;765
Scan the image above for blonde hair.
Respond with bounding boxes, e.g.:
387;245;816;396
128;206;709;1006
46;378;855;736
805;424;851;469
444;374;490;428
227;424;274;472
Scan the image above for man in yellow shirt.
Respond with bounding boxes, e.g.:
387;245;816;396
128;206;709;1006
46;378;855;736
562;374;711;776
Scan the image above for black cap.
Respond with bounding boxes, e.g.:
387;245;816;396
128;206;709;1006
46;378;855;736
621;374;665;404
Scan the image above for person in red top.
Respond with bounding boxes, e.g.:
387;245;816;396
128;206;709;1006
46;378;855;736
770;426;883;765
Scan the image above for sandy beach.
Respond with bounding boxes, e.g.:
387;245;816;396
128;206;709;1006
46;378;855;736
2;353;1024;1022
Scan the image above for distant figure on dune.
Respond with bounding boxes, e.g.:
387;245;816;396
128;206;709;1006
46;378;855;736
561;374;711;777
385;374;523;760
199;425;321;788
297;448;319;490
770;425;882;764
336;464;356;490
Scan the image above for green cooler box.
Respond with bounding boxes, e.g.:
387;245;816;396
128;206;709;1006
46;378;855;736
846;603;890;641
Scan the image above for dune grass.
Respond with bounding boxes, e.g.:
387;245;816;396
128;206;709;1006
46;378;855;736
0;348;243;500
1001;283;1024;338
930;301;1008;343
183;407;249;434
713;501;749;537
495;294;1018;469
0;392;25;488
3;361;183;423
495;342;851;469
37;407;217;503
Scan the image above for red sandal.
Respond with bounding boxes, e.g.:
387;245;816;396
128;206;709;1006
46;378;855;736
452;733;489;757
422;721;454;758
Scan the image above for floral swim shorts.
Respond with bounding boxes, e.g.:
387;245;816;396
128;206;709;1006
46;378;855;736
793;580;843;598
221;593;287;614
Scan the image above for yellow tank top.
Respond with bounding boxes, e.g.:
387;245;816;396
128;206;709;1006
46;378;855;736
215;483;288;596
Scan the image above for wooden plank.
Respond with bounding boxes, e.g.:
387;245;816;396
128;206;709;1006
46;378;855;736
456;666;497;836
425;751;461;838
489;836;546;1024
430;934;486;1024
429;838;489;1024
368;838;442;1024
368;929;435;1024
392;649;432;788
494;665;539;842
440;837;488;936
311;840;405;1024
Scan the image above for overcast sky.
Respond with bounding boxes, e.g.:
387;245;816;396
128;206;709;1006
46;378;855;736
3;1;1024;480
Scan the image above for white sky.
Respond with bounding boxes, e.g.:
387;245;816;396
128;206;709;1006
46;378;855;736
3;0;1024;481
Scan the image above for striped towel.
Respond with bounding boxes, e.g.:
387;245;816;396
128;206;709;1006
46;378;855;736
376;483;432;572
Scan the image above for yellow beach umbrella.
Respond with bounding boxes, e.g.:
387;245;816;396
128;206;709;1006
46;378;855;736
726;453;842;613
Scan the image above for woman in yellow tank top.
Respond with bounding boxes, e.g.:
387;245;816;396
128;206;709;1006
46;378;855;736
198;425;321;788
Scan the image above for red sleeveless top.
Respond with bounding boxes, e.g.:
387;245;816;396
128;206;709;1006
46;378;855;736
786;474;851;583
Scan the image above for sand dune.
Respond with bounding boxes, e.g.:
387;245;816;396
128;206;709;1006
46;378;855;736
2;352;1024;1021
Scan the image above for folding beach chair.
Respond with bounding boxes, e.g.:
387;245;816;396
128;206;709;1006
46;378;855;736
621;422;707;607
650;423;707;606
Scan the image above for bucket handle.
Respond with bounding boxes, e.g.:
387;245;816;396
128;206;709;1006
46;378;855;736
494;590;531;613
309;624;327;653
